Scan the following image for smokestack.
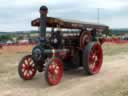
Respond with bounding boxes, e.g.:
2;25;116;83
39;6;48;39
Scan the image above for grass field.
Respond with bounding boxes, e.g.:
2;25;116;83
0;43;128;96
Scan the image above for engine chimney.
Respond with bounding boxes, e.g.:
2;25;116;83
39;6;48;39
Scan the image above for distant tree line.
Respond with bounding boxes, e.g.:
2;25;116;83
0;35;13;41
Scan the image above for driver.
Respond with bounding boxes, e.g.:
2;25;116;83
50;30;63;48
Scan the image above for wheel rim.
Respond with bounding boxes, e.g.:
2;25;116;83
47;58;63;85
89;44;103;74
20;55;36;80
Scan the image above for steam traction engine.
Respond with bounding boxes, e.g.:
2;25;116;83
18;6;109;85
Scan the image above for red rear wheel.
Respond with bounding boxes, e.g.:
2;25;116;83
83;42;103;75
45;58;63;85
18;55;37;80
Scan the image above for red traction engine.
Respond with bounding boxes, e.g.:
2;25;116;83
18;6;109;85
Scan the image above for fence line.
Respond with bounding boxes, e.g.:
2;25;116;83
0;43;36;48
0;39;128;49
105;39;128;44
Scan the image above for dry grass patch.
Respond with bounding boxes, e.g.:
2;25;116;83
93;76;128;96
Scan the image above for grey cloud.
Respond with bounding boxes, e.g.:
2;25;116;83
0;0;128;31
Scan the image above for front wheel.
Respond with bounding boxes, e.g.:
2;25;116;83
83;42;103;75
18;55;37;80
45;57;64;85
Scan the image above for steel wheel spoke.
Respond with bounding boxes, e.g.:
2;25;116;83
19;55;37;80
46;58;63;85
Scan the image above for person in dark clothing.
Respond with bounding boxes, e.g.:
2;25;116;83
91;29;97;41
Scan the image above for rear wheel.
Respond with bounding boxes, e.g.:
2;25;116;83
45;57;63;85
80;32;92;49
83;42;103;75
18;55;37;80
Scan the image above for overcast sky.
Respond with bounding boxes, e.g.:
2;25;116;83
0;0;128;32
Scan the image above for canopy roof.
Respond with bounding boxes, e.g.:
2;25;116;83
32;17;109;31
